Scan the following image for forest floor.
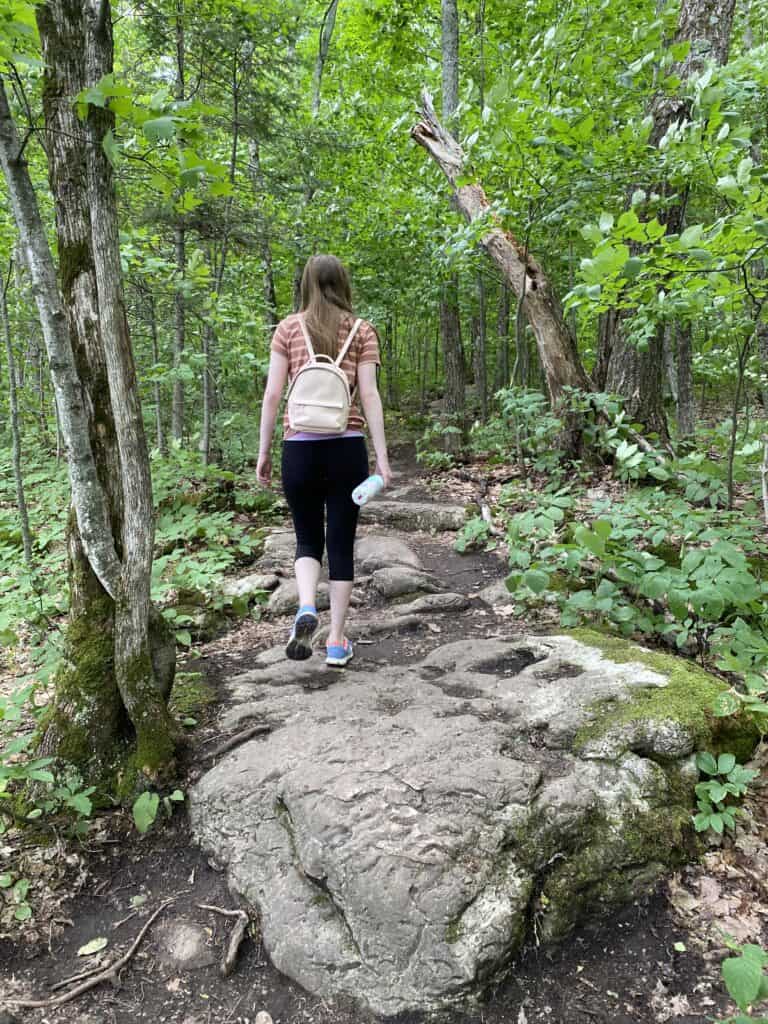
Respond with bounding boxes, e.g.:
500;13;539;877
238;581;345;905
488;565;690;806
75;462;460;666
1;448;767;1024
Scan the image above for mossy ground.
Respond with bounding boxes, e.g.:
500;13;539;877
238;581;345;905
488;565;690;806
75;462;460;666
569;628;758;761
168;671;217;718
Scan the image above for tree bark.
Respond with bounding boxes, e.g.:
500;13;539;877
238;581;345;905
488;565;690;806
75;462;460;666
495;282;510;391
676;323;696;440
146;290;166;454
171;0;186;444
599;0;736;439
312;0;340;116
411;93;591;413
472;272;488;419
84;0;177;770
439;0;465;427
247;138;278;329
0;77;122;598
0;266;33;566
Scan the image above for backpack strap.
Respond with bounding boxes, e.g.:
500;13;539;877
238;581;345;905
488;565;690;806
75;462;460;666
297;315;316;362
335;318;363;367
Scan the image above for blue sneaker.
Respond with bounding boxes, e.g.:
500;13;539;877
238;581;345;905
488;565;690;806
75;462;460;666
326;639;353;667
286;605;318;661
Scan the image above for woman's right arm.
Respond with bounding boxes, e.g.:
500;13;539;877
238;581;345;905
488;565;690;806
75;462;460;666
358;362;392;488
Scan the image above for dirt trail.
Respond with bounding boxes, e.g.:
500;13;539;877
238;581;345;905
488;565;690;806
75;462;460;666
0;458;748;1024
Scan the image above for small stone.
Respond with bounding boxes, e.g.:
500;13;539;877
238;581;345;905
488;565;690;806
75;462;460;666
394;592;469;615
478;579;512;608
261;530;296;564
254;1014;274;1024
220;573;280;602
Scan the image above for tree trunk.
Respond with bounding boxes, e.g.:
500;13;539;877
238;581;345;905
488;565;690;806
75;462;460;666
472;271;488;419
312;0;340;115
441;277;464;420
0;2;178;783
147;290;166;454
676;323;696;440
412;93;591;411
247;138;278;329
600;0;736;439
0;266;33;566
171;2;186;444
439;0;465;427
495;282;510;391
172;226;186;444
84;0;177;771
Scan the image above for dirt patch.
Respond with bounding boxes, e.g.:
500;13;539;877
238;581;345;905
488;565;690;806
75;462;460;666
474;648;542;676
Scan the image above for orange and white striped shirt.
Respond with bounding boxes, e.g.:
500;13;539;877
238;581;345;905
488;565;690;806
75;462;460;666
270;313;381;438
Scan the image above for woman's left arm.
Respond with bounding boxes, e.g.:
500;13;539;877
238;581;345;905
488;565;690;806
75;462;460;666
257;349;289;487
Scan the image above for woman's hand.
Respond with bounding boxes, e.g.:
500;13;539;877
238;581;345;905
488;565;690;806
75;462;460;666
376;460;393;489
257;452;272;488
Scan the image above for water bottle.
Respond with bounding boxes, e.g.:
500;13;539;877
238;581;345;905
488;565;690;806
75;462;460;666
352;473;384;507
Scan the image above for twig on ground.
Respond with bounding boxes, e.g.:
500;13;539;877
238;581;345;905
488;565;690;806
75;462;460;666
205;723;272;760
4;898;175;1009
197;903;250;978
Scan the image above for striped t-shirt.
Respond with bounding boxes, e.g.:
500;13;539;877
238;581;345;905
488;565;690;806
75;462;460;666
271;312;381;438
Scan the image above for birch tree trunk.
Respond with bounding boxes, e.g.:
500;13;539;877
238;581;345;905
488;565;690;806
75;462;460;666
1;1;177;782
0;73;127;768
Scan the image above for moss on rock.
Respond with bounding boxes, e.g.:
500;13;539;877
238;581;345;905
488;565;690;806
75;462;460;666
568;628;758;761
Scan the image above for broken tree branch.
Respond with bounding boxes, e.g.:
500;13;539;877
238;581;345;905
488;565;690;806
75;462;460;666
410;89;590;413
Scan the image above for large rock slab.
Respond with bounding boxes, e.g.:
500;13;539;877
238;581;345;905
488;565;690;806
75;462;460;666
190;631;746;1017
361;500;467;533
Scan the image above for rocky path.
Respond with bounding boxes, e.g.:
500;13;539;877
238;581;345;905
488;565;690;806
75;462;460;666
187;479;748;1019
2;470;756;1024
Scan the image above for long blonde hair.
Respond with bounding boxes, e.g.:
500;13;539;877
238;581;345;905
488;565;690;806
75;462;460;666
300;254;354;358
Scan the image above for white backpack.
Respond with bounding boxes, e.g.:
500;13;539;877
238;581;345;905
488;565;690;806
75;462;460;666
286;315;363;434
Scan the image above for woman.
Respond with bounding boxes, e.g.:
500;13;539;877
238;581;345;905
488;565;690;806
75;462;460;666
256;255;392;666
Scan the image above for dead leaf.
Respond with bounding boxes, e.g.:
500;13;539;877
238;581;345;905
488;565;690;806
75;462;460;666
77;936;108;957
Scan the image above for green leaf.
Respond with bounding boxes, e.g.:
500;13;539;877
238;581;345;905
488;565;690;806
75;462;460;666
132;791;160;834
678;224;703;248
14;904;31;922
622;257;643;279
0;873;12;888
723;954;764;1011
102;128;120;167
717;753;737;775
696;751;718;775
143;116;176;142
524;569;550;594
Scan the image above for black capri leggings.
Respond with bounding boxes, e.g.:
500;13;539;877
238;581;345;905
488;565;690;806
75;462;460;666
281;437;369;581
